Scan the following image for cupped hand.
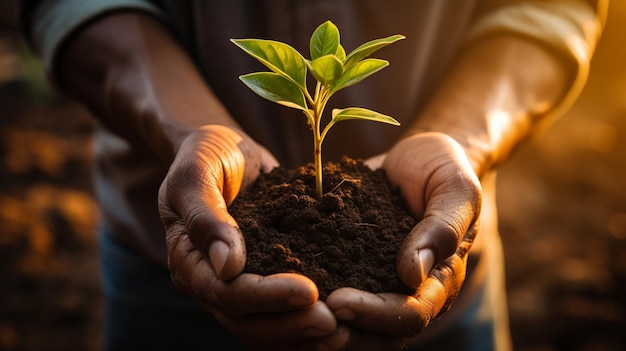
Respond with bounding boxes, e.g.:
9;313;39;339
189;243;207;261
321;132;482;350
158;125;337;350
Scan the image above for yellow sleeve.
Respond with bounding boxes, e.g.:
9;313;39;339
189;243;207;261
466;0;608;118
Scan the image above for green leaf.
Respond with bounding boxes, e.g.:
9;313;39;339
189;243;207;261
231;39;307;88
330;58;388;94
344;35;405;70
239;72;307;110
331;107;400;126
308;55;343;85
336;44;346;62
310;21;340;60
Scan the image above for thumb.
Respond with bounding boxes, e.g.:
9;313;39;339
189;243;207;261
159;126;252;280
159;167;247;281
382;133;482;288
397;175;481;288
188;187;247;281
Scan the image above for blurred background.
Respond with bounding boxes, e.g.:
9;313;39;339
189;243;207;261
0;1;624;350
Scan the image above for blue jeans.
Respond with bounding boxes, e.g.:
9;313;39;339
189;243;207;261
99;231;248;351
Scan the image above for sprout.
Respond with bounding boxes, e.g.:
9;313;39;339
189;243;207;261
232;21;404;198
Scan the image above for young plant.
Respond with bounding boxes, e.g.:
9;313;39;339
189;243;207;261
231;21;404;198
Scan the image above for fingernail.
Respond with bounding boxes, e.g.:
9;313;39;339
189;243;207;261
287;294;314;307
418;248;435;280
209;240;229;278
334;307;355;321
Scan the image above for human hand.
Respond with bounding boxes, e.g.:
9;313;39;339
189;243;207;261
158;125;337;350
321;132;481;350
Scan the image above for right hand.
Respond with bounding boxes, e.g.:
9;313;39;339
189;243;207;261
158;125;337;350
321;132;482;350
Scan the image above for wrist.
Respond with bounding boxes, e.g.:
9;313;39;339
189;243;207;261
394;130;488;177
56;11;241;163
403;35;569;177
405;110;508;179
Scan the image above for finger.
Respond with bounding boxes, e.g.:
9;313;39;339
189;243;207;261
397;217;459;288
162;126;264;280
159;183;246;281
334;325;409;351
159;157;246;280
185;190;245;281
326;250;469;340
380;133;481;287
257;144;280;173
326;289;427;337
212;273;321;316
427;221;477;316
413;250;469;320
225;301;336;346
165;223;321;315
165;222;335;350
398;169;481;288
318;325;350;351
164;220;233;298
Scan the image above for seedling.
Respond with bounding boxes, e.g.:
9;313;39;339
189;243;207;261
231;21;404;198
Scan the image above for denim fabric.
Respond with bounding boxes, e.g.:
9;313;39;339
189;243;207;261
99;231;248;351
411;284;498;351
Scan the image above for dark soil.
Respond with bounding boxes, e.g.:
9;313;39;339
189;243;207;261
230;157;417;300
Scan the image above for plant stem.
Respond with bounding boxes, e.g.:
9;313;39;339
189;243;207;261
313;82;324;198
314;136;323;198
311;85;335;198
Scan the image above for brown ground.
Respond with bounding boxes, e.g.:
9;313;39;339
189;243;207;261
1;2;625;351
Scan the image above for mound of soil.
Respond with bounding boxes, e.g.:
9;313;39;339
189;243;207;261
229;157;417;300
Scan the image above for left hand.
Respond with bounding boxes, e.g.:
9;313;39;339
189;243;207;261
320;132;482;350
158;126;337;350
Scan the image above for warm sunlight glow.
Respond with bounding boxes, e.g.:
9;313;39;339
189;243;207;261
588;122;617;152
487;109;510;149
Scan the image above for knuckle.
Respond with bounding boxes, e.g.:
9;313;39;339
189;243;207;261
430;256;466;318
395;297;434;336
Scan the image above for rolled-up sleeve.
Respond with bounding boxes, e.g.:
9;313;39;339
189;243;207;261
20;0;165;76
466;0;608;117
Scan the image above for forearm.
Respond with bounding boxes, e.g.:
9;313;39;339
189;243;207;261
408;35;570;177
56;11;240;161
